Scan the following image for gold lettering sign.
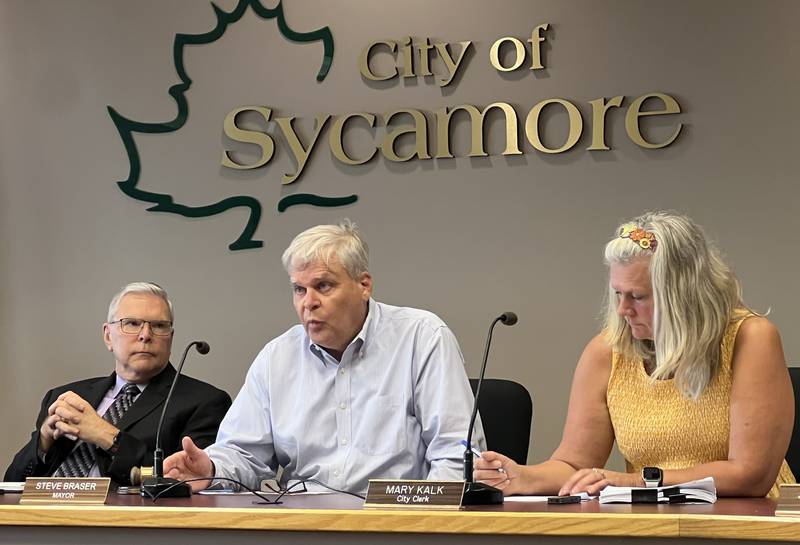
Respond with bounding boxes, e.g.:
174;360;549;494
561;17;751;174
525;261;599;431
220;25;684;183
221;93;682;180
113;13;688;254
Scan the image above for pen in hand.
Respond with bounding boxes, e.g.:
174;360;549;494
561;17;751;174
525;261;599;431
460;440;506;474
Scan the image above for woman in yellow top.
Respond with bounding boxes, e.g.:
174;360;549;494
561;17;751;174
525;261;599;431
475;211;795;498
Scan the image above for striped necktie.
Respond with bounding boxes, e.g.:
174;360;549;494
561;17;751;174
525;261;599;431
52;383;140;478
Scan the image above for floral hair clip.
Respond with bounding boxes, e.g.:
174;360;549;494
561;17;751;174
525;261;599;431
619;223;657;250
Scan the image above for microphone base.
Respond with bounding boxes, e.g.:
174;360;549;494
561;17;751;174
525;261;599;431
461;481;504;505
140;477;192;498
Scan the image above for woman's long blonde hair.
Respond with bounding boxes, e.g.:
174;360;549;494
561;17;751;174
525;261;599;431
603;211;746;400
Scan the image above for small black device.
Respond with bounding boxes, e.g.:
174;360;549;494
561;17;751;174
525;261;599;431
642;466;663;488
547;495;582;504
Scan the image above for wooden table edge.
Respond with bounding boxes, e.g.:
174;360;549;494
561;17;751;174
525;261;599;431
679;513;800;541
0;505;680;537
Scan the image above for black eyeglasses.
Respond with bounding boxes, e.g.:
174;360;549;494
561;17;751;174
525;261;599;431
261;480;308;495
110;318;173;336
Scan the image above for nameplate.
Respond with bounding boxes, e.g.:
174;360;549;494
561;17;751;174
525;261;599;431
364;480;465;509
20;477;110;504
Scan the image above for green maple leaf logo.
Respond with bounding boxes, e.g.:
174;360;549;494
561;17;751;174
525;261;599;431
107;0;357;251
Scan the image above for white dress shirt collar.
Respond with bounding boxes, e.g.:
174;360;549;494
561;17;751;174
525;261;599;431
308;298;377;366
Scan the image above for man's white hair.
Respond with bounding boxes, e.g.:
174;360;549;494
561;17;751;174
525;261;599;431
107;282;174;323
282;220;369;279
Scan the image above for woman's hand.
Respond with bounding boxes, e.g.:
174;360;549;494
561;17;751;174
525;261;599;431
473;451;527;495
558;468;644;496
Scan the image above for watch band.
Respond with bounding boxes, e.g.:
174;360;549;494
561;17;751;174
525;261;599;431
106;432;122;456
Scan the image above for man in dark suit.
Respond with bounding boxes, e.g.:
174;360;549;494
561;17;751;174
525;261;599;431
5;282;231;485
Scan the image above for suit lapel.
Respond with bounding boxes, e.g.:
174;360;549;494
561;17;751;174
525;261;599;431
86;373;116;408
115;364;175;430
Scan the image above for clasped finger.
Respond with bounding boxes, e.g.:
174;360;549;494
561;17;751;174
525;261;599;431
54;419;80;439
54;406;80;425
58;392;88;412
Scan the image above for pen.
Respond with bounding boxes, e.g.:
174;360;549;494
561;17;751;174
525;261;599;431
460;441;506;474
460;440;482;458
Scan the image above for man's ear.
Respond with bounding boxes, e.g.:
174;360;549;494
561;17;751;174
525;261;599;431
359;272;373;300
102;323;113;352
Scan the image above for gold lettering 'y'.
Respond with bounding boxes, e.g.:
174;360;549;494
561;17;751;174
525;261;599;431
274;114;331;184
434;41;472;87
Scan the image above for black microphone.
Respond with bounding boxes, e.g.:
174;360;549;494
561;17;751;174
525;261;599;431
462;312;518;505
141;340;210;499
499;312;518;326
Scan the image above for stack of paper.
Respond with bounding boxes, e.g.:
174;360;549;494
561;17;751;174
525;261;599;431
776;484;800;516
0;482;25;493
600;477;717;504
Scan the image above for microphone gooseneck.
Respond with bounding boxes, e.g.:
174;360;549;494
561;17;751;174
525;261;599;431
462;312;518;505
153;340;210;459
142;340;210;499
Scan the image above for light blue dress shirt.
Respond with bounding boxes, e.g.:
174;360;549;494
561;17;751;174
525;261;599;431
206;299;485;493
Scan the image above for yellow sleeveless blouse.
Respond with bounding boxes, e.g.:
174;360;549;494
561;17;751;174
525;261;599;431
607;313;795;498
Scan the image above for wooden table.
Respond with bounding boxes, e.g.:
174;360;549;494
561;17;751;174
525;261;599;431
1;492;798;545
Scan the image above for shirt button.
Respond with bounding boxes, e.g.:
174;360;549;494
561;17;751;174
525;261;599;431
339;369;346;375
333;470;340;477
339;402;346;410
341;438;348;445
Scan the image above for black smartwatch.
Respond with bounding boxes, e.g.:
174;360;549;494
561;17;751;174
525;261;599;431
642;466;663;488
106;432;122;456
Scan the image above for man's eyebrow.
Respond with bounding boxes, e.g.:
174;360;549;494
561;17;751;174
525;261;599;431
292;275;336;286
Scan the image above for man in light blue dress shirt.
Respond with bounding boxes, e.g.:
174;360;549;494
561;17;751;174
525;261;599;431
164;220;484;493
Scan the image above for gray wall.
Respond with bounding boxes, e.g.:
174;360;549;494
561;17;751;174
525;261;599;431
1;0;798;472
